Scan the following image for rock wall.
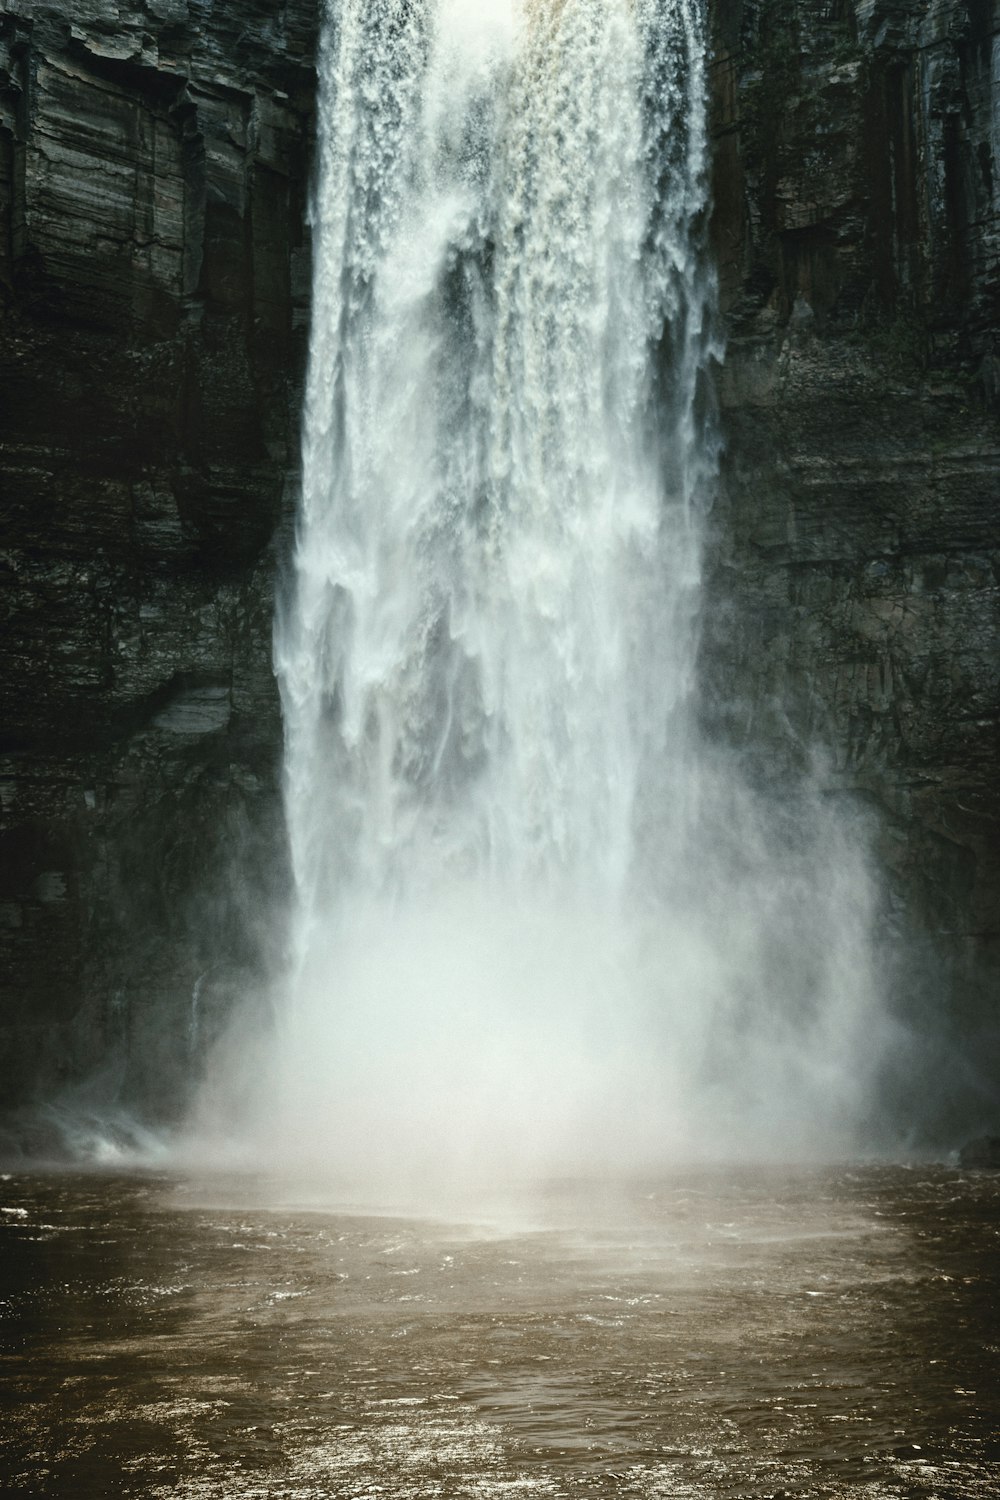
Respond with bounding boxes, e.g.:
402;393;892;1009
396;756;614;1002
707;0;999;1131
0;0;996;1146
0;0;318;1138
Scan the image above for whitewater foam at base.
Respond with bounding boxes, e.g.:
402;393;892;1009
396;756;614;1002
198;0;890;1187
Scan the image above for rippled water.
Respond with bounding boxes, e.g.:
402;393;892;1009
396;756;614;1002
1;1166;997;1497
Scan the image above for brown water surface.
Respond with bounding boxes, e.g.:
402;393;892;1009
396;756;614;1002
0;1166;997;1497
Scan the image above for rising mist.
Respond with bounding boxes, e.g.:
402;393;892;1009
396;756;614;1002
189;0;893;1197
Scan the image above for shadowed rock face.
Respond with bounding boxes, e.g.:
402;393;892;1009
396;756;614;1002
0;0;996;1142
0;0;318;1130
706;0;999;1130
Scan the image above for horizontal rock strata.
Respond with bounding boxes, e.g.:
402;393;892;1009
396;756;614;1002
0;0;317;1133
708;0;999;1130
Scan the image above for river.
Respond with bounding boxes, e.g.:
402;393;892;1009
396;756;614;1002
2;1165;997;1496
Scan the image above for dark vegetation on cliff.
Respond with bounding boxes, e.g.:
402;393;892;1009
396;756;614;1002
0;0;996;1146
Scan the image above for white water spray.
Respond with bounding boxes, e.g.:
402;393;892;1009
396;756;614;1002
210;0;889;1187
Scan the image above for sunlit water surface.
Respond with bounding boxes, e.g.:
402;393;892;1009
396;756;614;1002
1;1166;997;1497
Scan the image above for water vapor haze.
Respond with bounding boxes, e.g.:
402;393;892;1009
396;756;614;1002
188;0;893;1201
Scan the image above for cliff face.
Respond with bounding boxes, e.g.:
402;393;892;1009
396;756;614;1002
0;0;318;1134
0;0;996;1143
707;0;999;1121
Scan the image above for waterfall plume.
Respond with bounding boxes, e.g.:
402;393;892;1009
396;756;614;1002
196;0;889;1190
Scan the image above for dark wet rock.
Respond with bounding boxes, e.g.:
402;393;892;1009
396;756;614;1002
0;0;318;1122
706;0;1000;1127
959;1135;1000;1168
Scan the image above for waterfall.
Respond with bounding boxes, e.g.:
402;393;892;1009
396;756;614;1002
247;0;887;1186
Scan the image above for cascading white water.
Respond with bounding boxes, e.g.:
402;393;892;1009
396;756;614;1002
284;0;709;905
235;0;889;1187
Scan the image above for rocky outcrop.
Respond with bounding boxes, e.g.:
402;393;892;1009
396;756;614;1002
707;0;999;1130
0;0;317;1131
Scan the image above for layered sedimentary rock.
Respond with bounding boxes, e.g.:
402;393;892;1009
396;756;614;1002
0;0;317;1131
707;0;999;1121
0;0;996;1141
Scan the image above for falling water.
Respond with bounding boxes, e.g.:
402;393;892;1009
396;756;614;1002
234;0;888;1188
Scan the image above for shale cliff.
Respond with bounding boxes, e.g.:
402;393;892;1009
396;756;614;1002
0;0;318;1134
708;0;999;1127
0;0;996;1144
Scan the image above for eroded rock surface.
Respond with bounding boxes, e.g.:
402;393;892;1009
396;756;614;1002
0;0;317;1130
707;0;999;1129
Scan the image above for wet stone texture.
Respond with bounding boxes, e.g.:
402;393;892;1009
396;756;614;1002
0;1167;998;1497
705;0;1000;1114
0;0;318;1127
